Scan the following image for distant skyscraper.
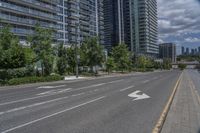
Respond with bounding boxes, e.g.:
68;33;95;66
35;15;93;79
191;49;195;55
198;47;200;54
103;0;158;56
186;48;190;55
181;47;185;55
159;43;176;63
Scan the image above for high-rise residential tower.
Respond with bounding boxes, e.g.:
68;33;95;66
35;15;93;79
103;0;124;50
159;43;176;63
0;0;104;46
103;0;158;56
130;0;158;56
0;0;62;44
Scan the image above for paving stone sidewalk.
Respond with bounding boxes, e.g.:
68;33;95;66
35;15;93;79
161;71;200;133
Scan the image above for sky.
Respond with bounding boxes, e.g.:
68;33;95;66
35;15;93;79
157;0;200;54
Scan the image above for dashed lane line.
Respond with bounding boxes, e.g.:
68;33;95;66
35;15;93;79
1;96;106;133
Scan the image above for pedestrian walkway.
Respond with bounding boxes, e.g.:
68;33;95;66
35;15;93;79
161;71;200;133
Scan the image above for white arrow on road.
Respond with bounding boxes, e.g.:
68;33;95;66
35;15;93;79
128;90;150;101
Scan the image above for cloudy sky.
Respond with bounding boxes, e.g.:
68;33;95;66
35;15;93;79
158;0;200;53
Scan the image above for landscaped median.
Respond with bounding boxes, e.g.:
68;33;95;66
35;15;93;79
7;75;64;85
0;74;64;86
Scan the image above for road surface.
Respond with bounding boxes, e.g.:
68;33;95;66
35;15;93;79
0;71;181;133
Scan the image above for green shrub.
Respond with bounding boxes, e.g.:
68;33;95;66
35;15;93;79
80;72;96;77
178;64;187;70
8;75;63;85
0;67;35;81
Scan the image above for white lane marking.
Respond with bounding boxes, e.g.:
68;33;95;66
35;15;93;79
37;85;66;89
0;88;71;106
72;92;85;97
0;79;122;106
0;96;69;116
1;96;106;133
142;80;150;84
128;90;150;101
120;85;135;92
91;83;106;87
37;88;71;96
108;79;124;84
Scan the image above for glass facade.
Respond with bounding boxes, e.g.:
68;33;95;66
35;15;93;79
129;0;158;56
103;0;158;56
0;0;157;54
0;0;61;43
0;0;104;46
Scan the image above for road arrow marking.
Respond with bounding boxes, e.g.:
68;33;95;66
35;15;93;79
128;90;150;101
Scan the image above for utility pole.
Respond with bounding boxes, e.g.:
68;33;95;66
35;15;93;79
75;22;79;78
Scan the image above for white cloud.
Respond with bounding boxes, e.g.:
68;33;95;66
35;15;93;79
158;0;200;44
185;37;200;43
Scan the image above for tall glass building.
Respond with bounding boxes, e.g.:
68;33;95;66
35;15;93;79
0;0;62;44
103;0;158;56
0;0;104;46
103;0;124;51
130;0;158;56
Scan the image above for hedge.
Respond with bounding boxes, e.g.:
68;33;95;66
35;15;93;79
8;75;64;85
0;67;34;80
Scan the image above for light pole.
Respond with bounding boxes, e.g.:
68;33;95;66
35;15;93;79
75;22;79;78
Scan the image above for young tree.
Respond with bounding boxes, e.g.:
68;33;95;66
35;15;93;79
178;64;187;70
137;55;148;69
66;46;76;74
111;43;132;72
106;57;115;74
0;26;26;69
28;25;54;76
80;37;104;73
163;58;172;70
57;44;68;75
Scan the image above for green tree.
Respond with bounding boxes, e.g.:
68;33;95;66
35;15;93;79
66;46;76;74
80;37;104;73
163;58;172;70
111;43;132;72
106;57;115;74
137;55;148;69
57;44;68;75
0;26;26;69
28;25;54;76
178;64;187;70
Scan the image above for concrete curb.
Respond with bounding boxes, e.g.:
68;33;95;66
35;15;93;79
152;72;183;133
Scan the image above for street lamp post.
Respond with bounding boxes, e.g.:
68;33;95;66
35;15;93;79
75;22;79;78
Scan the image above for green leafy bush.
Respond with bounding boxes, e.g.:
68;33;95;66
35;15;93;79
0;67;35;81
8;75;63;85
178;64;187;70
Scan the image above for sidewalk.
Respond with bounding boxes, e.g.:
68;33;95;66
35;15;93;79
161;71;200;133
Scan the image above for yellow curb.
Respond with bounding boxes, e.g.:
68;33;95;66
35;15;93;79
152;72;183;133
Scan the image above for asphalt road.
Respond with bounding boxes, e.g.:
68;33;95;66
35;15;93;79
0;71;181;133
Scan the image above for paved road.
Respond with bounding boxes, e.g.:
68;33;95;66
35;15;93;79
0;71;181;133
